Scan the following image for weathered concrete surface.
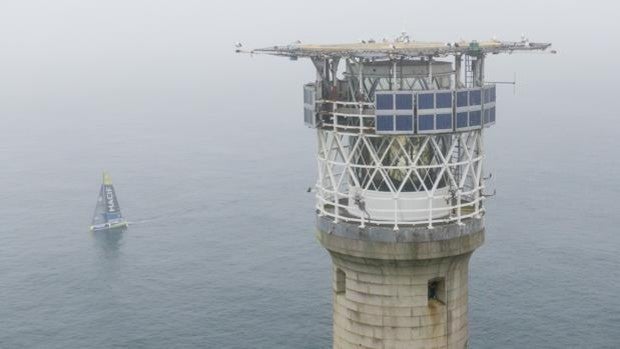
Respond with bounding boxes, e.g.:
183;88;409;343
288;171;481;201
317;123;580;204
317;217;484;349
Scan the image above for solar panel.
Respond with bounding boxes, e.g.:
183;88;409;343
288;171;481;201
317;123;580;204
457;112;468;128
469;90;481;105
418;115;434;131
370;89;491;134
376;115;394;131
376;94;393;110
418;93;434;109
303;84;316;128
436;93;452;109
457;91;468;107
303;84;315;105
395;115;413;131
436;114;452;129
395;94;413;110
469;111;481;126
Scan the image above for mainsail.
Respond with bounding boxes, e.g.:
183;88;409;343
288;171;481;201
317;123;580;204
90;171;126;230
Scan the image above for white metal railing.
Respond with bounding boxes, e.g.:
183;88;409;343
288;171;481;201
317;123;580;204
316;100;376;132
315;187;484;230
314;129;486;229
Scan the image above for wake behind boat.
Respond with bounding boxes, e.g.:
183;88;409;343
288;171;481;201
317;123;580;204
89;171;128;232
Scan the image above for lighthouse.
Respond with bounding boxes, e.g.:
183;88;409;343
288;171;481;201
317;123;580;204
242;35;552;348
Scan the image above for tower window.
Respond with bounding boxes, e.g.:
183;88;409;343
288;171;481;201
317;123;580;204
428;277;446;304
335;268;346;294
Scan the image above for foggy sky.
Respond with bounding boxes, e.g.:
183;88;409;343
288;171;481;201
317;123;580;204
0;0;618;164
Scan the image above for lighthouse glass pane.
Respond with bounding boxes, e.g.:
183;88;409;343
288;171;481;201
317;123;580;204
484;109;490;124
376;94;393;110
376;115;394;132
436;92;452;108
491;107;496;122
395;94;413;110
457;112;468;128
395;115;413;131
457;91;468;107
469;111;481;126
418;115;434;131
484;88;491;103
418;93;434;109
491;86;496;102
469;90;481;105
436;114;452;129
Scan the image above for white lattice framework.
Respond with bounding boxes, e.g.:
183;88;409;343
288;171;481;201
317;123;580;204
316;129;485;229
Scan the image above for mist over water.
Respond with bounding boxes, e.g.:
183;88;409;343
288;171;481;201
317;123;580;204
1;1;619;348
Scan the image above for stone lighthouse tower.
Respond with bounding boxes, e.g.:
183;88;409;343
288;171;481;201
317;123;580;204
242;35;552;348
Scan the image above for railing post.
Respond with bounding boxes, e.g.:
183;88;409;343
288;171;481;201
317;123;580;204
427;196;433;229
457;189;463;225
393;197;399;231
334;190;340;223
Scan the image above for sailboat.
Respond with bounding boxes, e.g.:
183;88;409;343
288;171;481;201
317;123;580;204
89;171;128;231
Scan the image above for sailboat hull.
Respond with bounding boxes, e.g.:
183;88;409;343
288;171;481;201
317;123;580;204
90;221;128;232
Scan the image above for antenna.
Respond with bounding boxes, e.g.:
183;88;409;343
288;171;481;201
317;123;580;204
485;72;517;95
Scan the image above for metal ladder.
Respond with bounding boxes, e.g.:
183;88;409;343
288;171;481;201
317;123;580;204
464;55;474;88
448;137;463;218
451;137;462;182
